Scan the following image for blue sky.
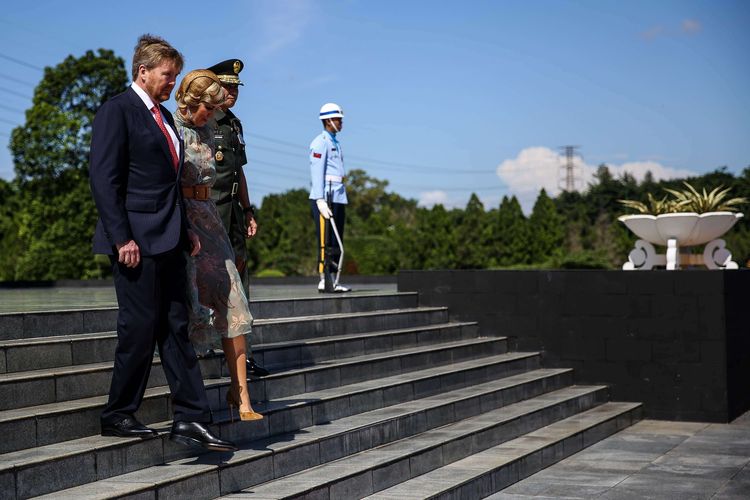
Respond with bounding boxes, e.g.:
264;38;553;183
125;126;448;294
0;0;748;212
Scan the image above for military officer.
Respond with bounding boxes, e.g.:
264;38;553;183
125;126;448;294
206;58;268;377
205;59;256;288
310;102;351;293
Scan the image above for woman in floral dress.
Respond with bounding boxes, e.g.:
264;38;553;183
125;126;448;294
173;69;261;421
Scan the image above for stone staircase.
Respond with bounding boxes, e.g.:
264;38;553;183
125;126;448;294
0;291;641;499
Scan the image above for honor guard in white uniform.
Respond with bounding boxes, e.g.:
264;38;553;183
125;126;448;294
310;103;350;292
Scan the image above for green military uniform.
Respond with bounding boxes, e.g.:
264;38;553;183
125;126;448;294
212;109;248;258
207;59;252;290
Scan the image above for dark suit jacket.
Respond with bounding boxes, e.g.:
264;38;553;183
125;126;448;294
90;86;188;256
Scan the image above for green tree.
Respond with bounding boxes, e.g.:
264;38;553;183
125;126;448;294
490;195;530;266
452;193;488;268
408;205;457;270
346;168;390;223
0;179;20;280
254;188;315;276
345;169;416;274
4;49;128;280
528;188;565;263
12;49;127;187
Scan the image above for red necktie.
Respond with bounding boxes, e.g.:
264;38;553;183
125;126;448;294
151;104;179;171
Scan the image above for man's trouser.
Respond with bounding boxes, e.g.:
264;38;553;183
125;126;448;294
311;200;346;276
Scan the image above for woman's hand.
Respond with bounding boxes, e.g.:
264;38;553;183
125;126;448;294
246;215;257;239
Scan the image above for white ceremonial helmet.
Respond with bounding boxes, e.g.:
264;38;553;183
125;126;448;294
319;102;344;120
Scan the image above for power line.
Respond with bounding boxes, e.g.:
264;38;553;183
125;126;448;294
248;143;302;158
0;72;35;87
247;180;300;191
248;158;305;174
0;117;19;126
0;85;31;100
0;52;44;72
248;167;305;182
0;103;24;114
393;182;507;192
246;135;496;175
246;132;301;150
247;131;493;173
250;132;492;173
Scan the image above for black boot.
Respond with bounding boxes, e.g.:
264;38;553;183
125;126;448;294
247;357;269;378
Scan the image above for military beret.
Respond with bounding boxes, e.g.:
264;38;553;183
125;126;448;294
206;59;244;86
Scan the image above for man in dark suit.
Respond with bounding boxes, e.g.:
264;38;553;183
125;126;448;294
89;34;235;452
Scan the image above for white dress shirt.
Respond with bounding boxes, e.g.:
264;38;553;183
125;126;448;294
130;82;181;159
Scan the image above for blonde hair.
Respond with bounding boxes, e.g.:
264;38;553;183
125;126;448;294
131;34;184;81
175;70;226;114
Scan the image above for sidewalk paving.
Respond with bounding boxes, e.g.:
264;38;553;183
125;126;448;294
489;410;750;499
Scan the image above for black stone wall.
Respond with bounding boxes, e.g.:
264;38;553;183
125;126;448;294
398;270;750;423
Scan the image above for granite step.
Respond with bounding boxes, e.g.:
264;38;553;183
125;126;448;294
0;332;117;374
0;320;477;375
31;371;581;500
0;292;419;342
0;359;168;411
364;402;643;500
250;306;450;344
222;386;612;499
0;329;500;412
253;321;479;372
0;306;449;375
0;344;530;455
3;360;557;498
249;292;418;320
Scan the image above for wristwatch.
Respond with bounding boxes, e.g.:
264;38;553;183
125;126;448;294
243;205;256;218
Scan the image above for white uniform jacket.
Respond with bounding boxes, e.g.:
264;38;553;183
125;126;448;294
309;130;348;204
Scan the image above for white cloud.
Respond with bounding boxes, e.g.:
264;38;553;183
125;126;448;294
496;147;696;213
418;190;450;208
418;191;501;210
682;19;702;35
606;160;694;183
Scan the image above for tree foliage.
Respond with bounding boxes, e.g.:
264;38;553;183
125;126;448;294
247;165;750;275
1;49;127;280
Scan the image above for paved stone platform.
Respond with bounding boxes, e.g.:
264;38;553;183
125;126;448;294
490;410;750;499
0;280;396;313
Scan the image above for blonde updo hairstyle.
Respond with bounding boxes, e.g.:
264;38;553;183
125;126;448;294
175;69;226;119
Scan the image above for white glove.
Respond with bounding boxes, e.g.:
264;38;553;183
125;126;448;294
316;199;332;219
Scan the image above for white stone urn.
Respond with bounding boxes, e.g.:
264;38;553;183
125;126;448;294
618;211;744;270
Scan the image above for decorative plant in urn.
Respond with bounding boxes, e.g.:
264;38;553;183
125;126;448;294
617;182;746;270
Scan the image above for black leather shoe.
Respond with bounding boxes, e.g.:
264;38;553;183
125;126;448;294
169;421;237;452
247;357;270;378
101;417;158;438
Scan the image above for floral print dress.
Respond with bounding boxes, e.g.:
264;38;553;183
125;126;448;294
173;112;252;354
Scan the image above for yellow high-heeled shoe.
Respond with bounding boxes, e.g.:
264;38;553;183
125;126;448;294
226;385;264;422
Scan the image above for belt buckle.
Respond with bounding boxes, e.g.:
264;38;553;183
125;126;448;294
231;182;239;196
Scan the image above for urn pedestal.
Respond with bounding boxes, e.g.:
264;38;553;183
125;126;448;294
618;212;744;270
